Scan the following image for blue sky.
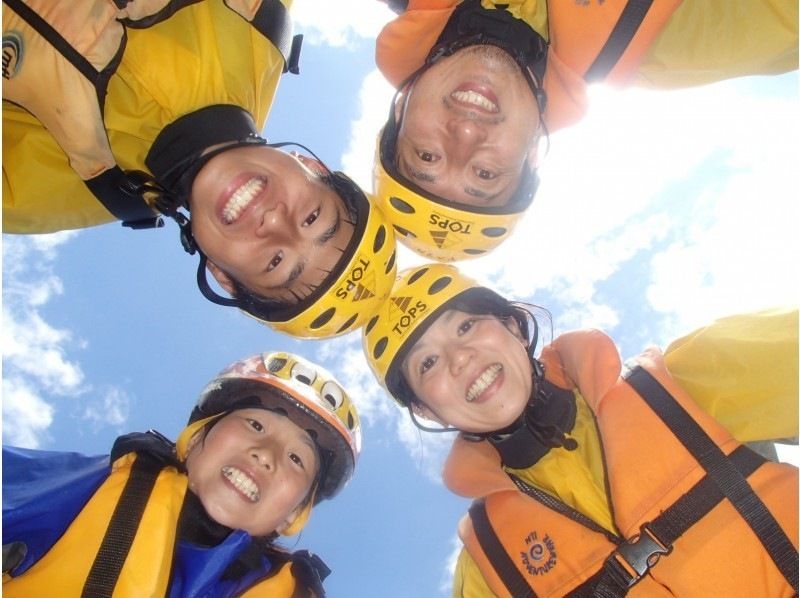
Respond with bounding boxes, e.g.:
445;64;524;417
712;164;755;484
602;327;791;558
2;3;798;596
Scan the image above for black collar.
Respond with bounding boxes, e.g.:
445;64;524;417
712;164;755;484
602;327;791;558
486;379;578;469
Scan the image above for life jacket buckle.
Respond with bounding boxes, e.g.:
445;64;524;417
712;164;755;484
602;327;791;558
612;524;671;587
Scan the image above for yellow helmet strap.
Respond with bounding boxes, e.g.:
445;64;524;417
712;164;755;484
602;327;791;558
279;485;317;536
176;413;226;461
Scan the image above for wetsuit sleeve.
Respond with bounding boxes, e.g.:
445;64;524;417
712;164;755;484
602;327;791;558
2;445;110;575
452;546;498;598
636;0;798;88
663;308;798;443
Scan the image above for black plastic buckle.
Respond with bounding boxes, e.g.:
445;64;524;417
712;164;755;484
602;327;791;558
121;216;164;230
613;525;671;587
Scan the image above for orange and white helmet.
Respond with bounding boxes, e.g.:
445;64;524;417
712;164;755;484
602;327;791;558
182;351;361;503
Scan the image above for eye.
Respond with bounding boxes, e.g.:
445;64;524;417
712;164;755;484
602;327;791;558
303;208;320;227
267;251;283;272
474;168;496;180
247;418;264;432
419;355;437;375
416;150;439;163
457;318;476;335
289;452;305;469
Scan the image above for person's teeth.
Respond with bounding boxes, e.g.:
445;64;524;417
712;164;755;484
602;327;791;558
222;466;260;502
451;90;498;113
466;364;503;402
222;177;265;224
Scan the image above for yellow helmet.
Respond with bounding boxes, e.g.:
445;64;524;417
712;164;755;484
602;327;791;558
373;124;539;263
363;264;501;408
183;350;361;503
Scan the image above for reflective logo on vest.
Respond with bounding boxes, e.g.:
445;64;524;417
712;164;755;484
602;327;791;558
2;32;23;80
520;530;557;576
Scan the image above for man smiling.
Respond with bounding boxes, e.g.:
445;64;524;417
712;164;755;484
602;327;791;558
3;0;396;338
373;0;798;262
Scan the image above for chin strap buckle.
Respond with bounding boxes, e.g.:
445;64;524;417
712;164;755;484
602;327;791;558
607;525;671;589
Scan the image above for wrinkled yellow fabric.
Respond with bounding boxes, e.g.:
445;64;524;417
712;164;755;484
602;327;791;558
3;0;287;233
637;0;799;88
452;308;799;597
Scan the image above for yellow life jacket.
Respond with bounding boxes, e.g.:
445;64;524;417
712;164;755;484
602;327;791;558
2;0;296;232
3;450;320;597
444;330;799;597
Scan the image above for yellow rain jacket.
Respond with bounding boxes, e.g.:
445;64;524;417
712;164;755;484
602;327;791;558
376;0;798;134
3;0;290;233
448;308;799;596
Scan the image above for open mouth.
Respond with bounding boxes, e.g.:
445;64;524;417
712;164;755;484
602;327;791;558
466;364;503;402
450;87;499;114
222;176;266;224
222;465;260;502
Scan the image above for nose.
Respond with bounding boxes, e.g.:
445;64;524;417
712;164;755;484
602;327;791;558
250;443;276;471
256;201;291;238
447;343;474;375
446;115;488;148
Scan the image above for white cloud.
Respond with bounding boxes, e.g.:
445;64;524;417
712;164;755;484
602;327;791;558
293;0;394;47
2;233;131;446
82;387;131;430
341;69;396;190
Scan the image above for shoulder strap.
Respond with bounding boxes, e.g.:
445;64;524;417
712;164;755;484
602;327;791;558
81;455;162;598
620;366;798;592
468;499;537;598
225;0;302;74
584;0;654;83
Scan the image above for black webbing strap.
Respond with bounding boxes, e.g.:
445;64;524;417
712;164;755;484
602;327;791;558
625;366;799;592
583;445;767;597
82;456;161;598
468;499;537;598
247;0;302;74
584;0;654;83
84;166;162;227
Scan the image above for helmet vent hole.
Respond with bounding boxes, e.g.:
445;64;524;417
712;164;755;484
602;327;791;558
296;375;311;384
393;225;415;239
365;315;379;335
385;250;396;274
428;276;452;295
407;267;429;285
347;412;355;429
310;307;336;329
373;225;387;252
389;196;415;214
464;248;486;255
266;357;287;373
337;313;358;334
373;336;389;359
481;227;507;238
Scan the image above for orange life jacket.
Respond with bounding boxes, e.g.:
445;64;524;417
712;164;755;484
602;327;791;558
444;331;799;597
376;0;681;133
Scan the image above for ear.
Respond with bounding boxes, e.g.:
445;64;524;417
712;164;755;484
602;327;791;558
205;260;237;296
295;154;330;177
503;315;526;344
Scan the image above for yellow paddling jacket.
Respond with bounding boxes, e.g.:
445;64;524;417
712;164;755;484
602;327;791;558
446;309;799;597
3;0;293;232
3;437;328;597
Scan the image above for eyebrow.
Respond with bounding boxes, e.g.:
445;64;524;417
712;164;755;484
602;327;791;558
279;205;342;289
402;156;503;203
